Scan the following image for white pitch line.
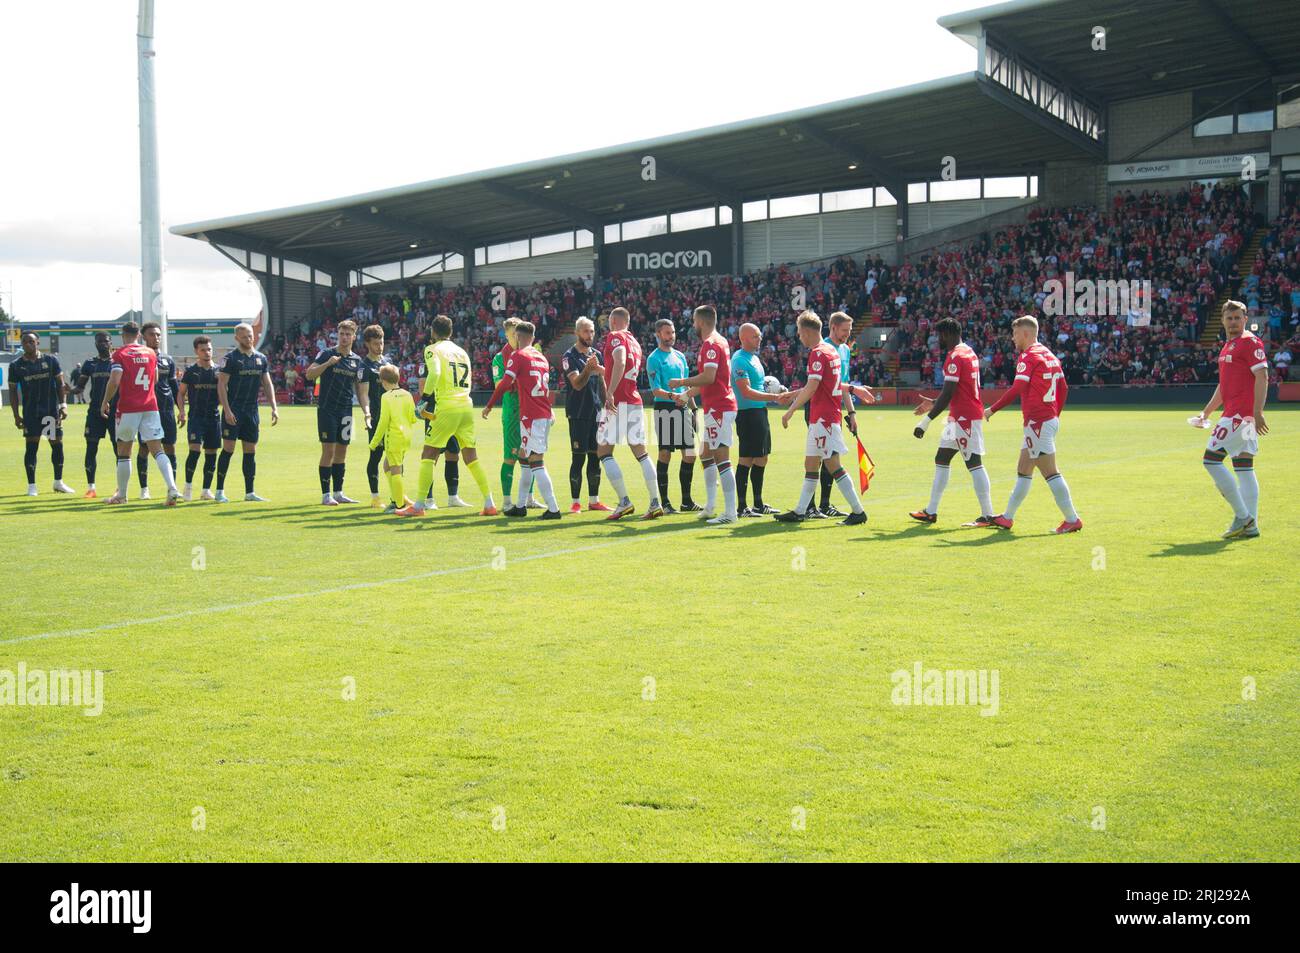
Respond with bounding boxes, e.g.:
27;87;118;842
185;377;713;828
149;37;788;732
0;530;697;647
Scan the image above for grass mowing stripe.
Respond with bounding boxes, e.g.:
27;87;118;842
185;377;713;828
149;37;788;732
1;525;720;646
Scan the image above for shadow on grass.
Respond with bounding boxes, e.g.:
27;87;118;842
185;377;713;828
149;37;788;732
0;500;85;512
926;530;1053;547
1;498;188;516
471;515;719;538
204;503;337;519
865;523;967;542
1149;538;1247;558
728;519;877;539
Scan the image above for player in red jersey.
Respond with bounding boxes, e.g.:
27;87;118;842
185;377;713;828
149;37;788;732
668;305;740;524
596;306;662;521
773;311;866;526
983;315;1080;533
1191;300;1268;538
910;318;996;526
99;321;179;506
482;321;561;519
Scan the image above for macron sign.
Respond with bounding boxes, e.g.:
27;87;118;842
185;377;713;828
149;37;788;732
602;226;732;277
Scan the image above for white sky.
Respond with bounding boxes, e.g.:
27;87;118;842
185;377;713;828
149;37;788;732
0;0;974;323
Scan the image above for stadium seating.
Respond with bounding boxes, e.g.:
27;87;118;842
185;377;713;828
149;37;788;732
1246;189;1300;376
269;184;1294;397
891;184;1255;388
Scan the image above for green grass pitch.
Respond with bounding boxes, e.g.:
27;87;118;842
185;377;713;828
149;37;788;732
1;403;1297;861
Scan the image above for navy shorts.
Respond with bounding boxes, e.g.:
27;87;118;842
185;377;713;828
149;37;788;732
84;410;116;443
317;407;355;445
736;407;772;458
155;409;177;446
187;414;222;451
222;408;260;444
569;415;598;454
23;410;63;441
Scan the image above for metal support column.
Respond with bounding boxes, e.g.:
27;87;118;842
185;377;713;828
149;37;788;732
591;228;603;306
730;202;743;274
895;192;910;268
1268;156;1282;221
136;0;166;350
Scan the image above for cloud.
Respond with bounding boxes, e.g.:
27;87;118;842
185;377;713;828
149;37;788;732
3;260;261;323
0;221;230;271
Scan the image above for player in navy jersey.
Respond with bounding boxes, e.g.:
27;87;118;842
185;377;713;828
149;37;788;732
216;322;279;502
359;324;394;508
561;316;607;512
72;331;115;497
134;322;179;499
8;331;72;495
177;334;222;500
305;319;370;504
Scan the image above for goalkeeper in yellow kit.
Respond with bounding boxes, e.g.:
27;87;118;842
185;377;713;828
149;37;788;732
368;365;417;515
407;314;498;516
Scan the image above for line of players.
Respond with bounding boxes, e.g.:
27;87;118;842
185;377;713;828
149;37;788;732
8;299;1267;536
361;304;874;524
9;320;276;505
905;300;1268;538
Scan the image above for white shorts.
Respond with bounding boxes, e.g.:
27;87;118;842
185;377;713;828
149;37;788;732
596;403;647;446
701;409;736;450
939;417;985;461
115;410;163;443
805;421;849;460
520;417;552;455
1206;415;1258;457
1022;417;1059;458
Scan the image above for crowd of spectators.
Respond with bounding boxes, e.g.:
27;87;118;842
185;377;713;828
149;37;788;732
1246;188;1300;371
586;262;892;389
262;183;1300;401
266;258;892;397
267;280;587;401
893;183;1270;389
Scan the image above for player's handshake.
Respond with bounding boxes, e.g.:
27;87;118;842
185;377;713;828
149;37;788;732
850;385;877;405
